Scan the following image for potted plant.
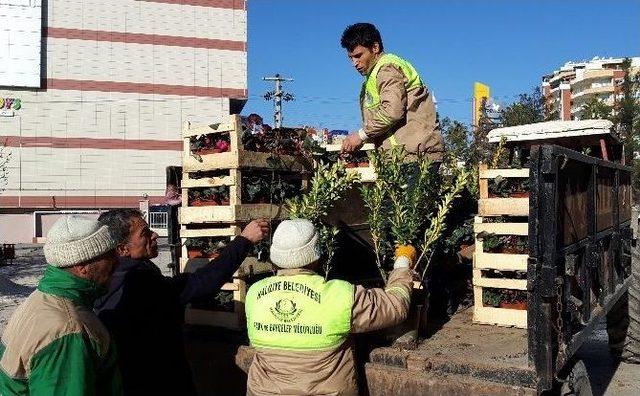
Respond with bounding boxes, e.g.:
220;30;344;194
285;161;361;278
185;237;227;259
188;187;230;206
190;133;231;155
488;175;530;198
360;147;468;344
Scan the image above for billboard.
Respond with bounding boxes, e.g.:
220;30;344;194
0;0;42;88
472;82;490;128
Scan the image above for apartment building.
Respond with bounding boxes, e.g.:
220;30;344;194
0;0;247;242
542;57;639;121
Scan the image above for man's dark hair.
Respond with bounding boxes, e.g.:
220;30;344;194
340;23;384;52
98;209;143;245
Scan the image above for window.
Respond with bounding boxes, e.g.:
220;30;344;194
0;0;42;88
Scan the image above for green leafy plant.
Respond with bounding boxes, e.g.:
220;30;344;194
361;146;468;281
188;186;229;205
285;161;360;277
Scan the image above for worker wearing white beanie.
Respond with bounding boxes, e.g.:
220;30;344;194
0;215;122;395
246;218;415;395
44;215;116;268
269;219;321;269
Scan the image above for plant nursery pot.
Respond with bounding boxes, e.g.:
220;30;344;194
499;301;527;310
190;199;218;207
218;199;230;206
187;249;204;259
387;283;429;349
345;163;357;168
195;148;221;155
357;162;370;167
510;191;530;198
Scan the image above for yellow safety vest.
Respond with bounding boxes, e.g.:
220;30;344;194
361;53;424;146
246;274;354;351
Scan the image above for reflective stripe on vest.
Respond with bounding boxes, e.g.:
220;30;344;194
246;274;354;351
361;53;423;110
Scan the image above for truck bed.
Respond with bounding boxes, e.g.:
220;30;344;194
366;307;538;395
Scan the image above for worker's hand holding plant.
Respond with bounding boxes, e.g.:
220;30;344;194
393;245;417;269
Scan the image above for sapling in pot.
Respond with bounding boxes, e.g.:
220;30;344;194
285;162;360;278
361;146;468;282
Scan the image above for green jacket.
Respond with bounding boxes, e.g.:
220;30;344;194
0;266;122;396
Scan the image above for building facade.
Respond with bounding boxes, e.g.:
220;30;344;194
0;0;247;242
542;57;639;121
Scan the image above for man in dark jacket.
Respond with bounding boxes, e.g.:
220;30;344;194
95;208;269;396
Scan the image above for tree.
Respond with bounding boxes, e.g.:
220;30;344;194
581;96;613;120
499;86;545;127
441;117;470;163
0;143;10;194
612;58;640;161
471;97;498;165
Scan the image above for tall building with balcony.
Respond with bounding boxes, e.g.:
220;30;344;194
0;0;247;242
542;57;640;121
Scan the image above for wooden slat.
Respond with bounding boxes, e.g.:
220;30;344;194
179;204;288;224
479;168;530;179
473;305;527;328
179;226;240;238
473;276;527;291
474;221;528;236
181;175;236;188
478;164;489;199
181;115;239;138
322;143;375;152
478;198;529;216
183;150;310;172
474;252;528;271
220;282;239;292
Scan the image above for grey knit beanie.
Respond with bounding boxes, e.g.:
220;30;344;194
270;219;321;269
44;216;116;268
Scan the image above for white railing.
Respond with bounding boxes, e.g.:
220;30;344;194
149;211;168;237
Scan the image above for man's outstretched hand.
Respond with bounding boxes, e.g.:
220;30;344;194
241;219;270;243
341;132;364;153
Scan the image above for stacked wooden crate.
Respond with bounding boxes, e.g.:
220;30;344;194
321;143;377;182
473;164;530;328
180;114;310;330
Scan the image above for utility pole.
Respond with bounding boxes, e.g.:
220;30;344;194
263;74;294;129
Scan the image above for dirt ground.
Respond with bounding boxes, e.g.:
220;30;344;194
2;243;640;395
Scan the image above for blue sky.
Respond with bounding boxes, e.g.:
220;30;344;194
243;0;640;130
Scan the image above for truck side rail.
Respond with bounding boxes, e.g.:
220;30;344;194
528;144;632;391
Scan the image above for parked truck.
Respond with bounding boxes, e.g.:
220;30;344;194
168;119;638;395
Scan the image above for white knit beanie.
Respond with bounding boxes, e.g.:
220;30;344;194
270;219;321;269
44;216;116;268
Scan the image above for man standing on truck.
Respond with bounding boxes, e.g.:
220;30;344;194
244;219;415;395
95;209;269;396
340;22;445;162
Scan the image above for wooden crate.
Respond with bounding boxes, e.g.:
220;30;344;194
472;216;528;328
182;115;311;172
477;164;529;217
179;168;300;224
179;224;273;276
185;278;248;330
181;224;274;331
322;143;377;182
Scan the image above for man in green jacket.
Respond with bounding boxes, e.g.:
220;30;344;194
340;22;445;162
0;216;122;395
